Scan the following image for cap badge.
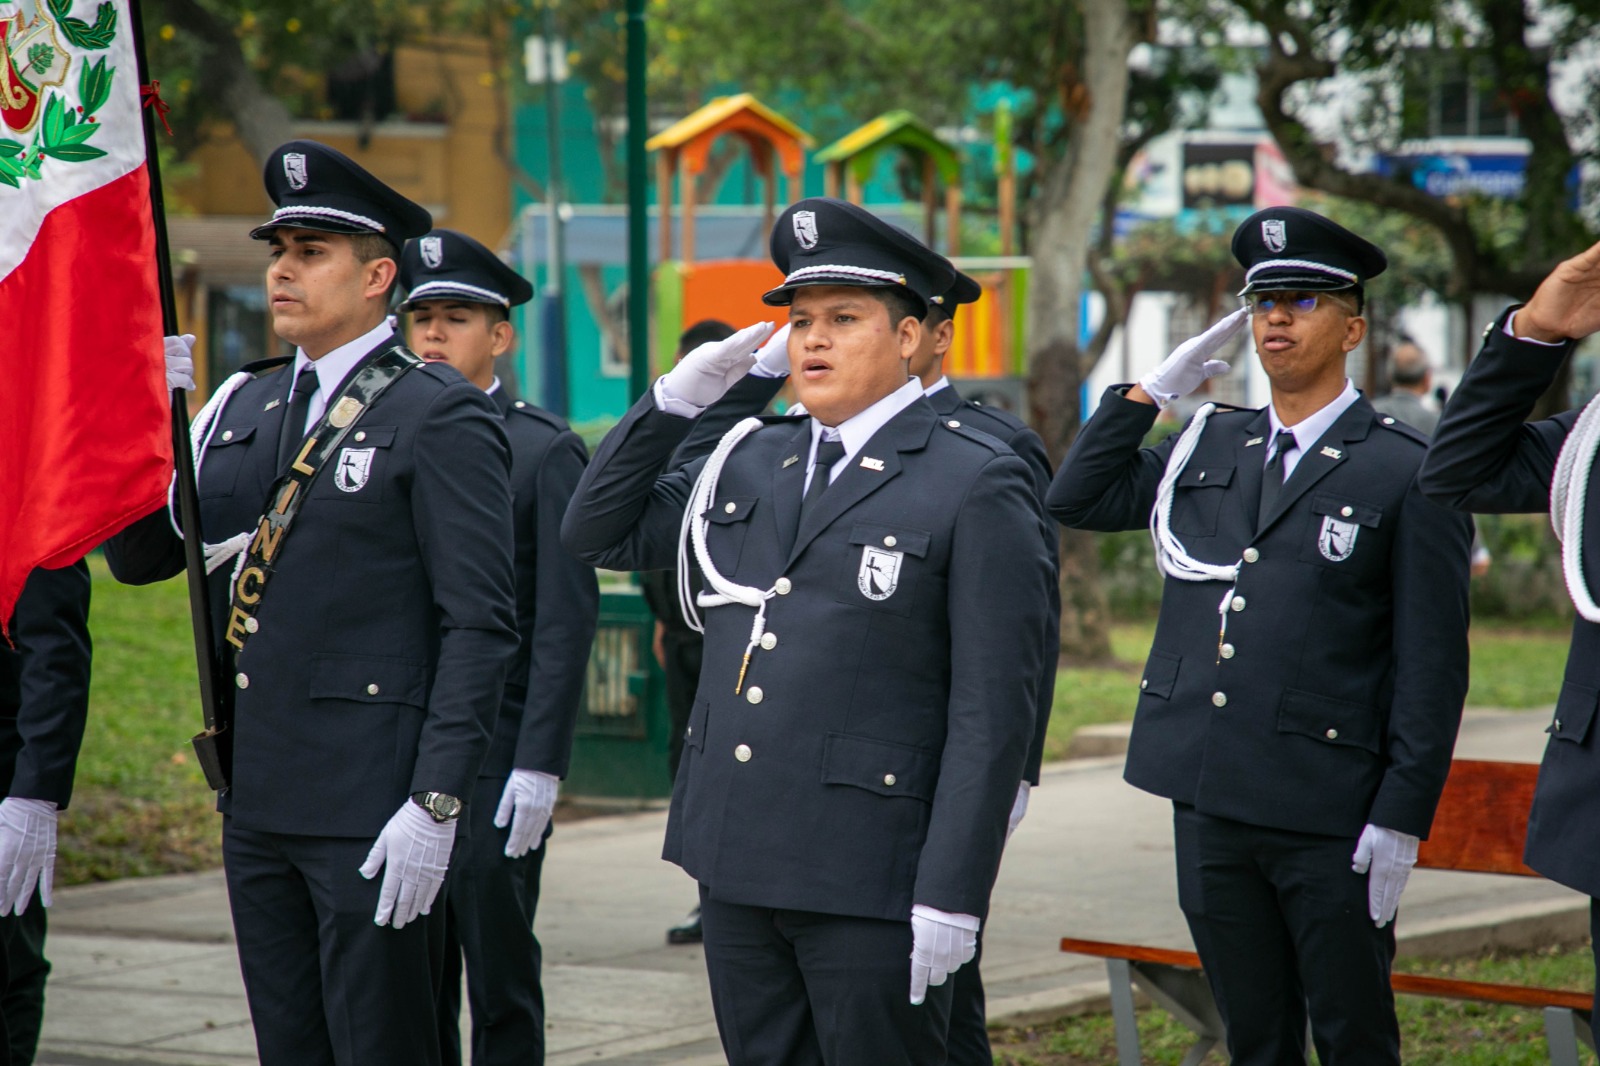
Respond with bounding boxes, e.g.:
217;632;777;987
1262;218;1287;253
420;236;444;269
283;152;309;191
793;210;818;250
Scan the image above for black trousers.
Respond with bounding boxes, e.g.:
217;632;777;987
222;819;447;1066
663;635;703;782
943;934;989;1066
1173;804;1399;1066
438;775;549;1066
0;897;48;1066
699;885;953;1066
1588;898;1600;1048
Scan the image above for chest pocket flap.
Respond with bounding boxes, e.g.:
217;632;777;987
344;425;397;448
309;653;426;707
847;522;931;558
1310;493;1382;528
209;425;256;448
703;496;758;524
1176;466;1234;489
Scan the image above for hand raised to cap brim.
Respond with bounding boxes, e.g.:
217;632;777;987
1516;239;1600;344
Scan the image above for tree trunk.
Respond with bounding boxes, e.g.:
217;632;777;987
1025;0;1138;664
157;0;294;166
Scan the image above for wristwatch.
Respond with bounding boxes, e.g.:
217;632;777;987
410;791;463;823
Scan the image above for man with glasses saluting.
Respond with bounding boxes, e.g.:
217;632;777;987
1048;206;1471;1065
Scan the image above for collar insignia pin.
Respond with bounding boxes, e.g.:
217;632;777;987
1246;436;1265;447
264;399;281;411
1320;446;1343;459
782;455;799;469
860;456;885;471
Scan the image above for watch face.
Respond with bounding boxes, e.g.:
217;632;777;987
432;794;462;820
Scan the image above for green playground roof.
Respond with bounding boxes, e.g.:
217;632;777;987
813;111;961;185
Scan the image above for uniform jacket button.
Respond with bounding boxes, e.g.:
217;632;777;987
354;430;367;442
746;686;764;705
1340;506;1354;518
734;744;752;762
724;501;737;514
883;773;896;786
1212;692;1227;707
775;578;792;595
367;683;380;695
244;617;260;634
1382;417;1396;425
1140;679;1148;690
236;673;249;689
760;632;777;651
1242;548;1259;563
1554;719;1562;732
884;535;897;547
1220;643;1235;659
1231;596;1246;612
947;420;961;428
1325;728;1339;740
221;430;234;441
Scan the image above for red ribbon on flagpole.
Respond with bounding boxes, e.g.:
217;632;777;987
140;81;173;137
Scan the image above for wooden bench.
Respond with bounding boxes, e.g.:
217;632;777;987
1060;760;1594;1065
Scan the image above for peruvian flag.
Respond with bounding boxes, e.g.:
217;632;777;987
0;0;170;623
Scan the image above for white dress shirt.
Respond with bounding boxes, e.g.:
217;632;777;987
803;378;924;494
289;320;396;434
1265;379;1359;480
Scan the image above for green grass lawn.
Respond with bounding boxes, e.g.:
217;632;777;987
991;944;1596;1064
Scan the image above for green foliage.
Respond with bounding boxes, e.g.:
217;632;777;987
48;0;118;50
27;43;55;74
78;55;113;116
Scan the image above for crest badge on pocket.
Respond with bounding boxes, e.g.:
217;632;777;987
858;546;903;601
1318;515;1359;561
334;447;375;493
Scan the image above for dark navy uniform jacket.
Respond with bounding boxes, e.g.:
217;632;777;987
561;392;1052;921
0;562;91;806
104;335;518;838
1049;387;1471;840
1416;309;1600;894
484;388;598;780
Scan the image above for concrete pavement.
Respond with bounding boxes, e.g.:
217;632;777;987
35;708;1587;1065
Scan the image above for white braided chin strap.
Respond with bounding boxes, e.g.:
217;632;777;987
168;372;257;586
1149;402;1244;629
1550;392;1600;622
677;417;785;672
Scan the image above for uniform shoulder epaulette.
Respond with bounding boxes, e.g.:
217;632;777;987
1373;414;1431;446
238;355;294;377
962;399;1027;433
508;399;571;433
938;416;1009;454
759;413;807;426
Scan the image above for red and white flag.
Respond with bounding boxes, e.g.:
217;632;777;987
0;0;170;623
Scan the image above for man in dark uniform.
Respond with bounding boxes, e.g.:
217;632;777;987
561;197;1052;1065
104;141;518;1066
0;561;91;1065
1416;238;1600;1041
397;228;600;1066
1049;206;1472;1066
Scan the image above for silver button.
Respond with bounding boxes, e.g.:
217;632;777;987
734;744;752;762
1220;643;1235;659
775;577;792;595
235;673;249;689
759;632;777;651
1198;471;1206;481
1340;506;1354;518
947;420;961;428
1212;692;1227;707
221;430;234;441
367;683;380;695
884;535;897;547
724;501;737;514
515;401;527;408
746;686;764;705
244;617;259;634
883;773;897;786
1382;417;1396;425
1230;596;1246;612
1554;719;1562;732
355;430;367;442
1325;728;1339;740
1242;548;1259;563
1140;679;1148;690
685;726;692;737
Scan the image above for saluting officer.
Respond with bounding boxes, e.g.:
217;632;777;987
561;197;1052;1065
397;229;600;1066
104;142;518;1066
1416;238;1600;1043
0;561;91;1063
1049;206;1471;1065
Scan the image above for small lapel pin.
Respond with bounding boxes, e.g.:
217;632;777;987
264;399;281;411
782;455;799;469
1198;471;1206;481
860;456;885;471
1320;446;1343;459
1245;436;1264;447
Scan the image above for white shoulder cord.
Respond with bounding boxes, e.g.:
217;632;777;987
1550;392;1600;622
676;416;784;692
166;371;256;584
1147;402;1245;636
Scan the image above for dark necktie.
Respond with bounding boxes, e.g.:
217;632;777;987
276;363;319;471
800;437;846;526
1258;429;1297;520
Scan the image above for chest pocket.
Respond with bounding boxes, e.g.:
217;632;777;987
199;425;259;500
701;496;758;575
1300;492;1385;574
310;426;398;505
1168;466;1235;538
836;521;932;618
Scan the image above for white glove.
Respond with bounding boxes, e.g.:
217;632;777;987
909;904;979;1005
164;334;197;392
1137;308;1247;408
655;321;775;413
750;323;792;378
1005;780;1031;842
1351;823;1419;928
0;798;56;916
494;769;559;858
358;800;457;929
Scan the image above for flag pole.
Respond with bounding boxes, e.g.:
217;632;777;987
126;0;229;783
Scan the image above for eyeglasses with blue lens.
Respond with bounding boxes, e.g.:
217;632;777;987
1244;292;1324;316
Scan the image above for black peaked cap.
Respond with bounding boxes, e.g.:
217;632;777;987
1232;206;1387;296
250;140;432;245
763;198;956;315
398;229;534;311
